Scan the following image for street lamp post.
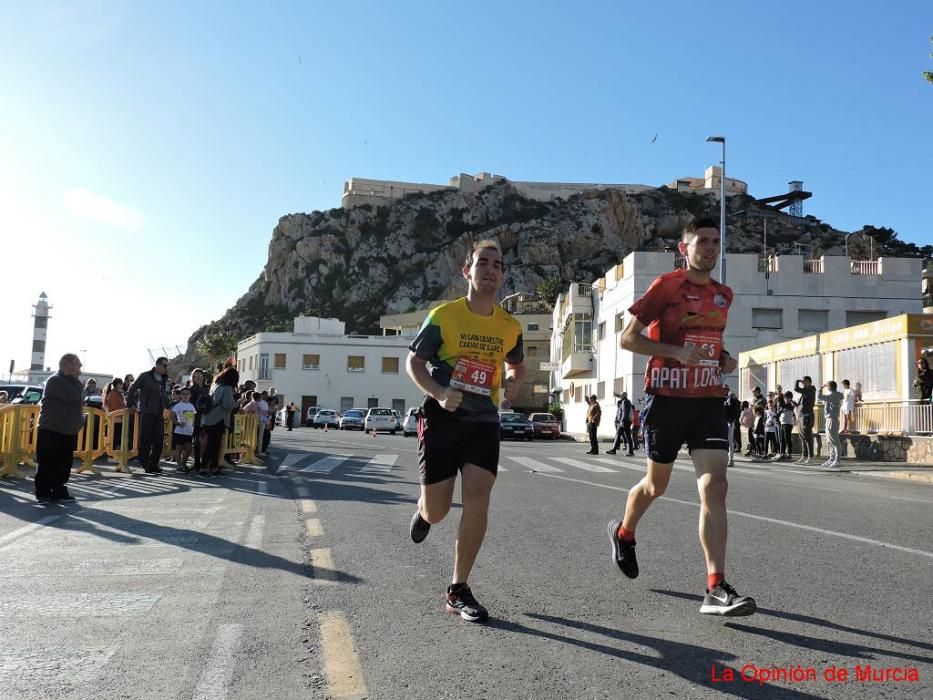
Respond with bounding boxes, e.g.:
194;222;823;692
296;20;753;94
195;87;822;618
706;136;727;283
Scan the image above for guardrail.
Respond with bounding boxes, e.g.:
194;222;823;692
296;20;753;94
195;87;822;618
848;401;933;435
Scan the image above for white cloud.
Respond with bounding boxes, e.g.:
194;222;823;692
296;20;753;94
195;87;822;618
63;187;143;231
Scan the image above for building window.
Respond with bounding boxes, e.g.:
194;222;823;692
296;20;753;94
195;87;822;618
527;345;538;357
248;356;254;371
597;381;605;399
392;398;406;413
34;317;48;329
574;386;583;403
561;313;593;361
302;354;320;370
527;323;539;331
258;353;270;380
367;397;379;408
274;353;287;369
752;308;783;330
846;310;887;327
382;357;399;374
798;309;829;333
32;339;45;353
340;397;354;413
347;356;365;372
836;341;897;400
598;321;606;341
615;313;625;333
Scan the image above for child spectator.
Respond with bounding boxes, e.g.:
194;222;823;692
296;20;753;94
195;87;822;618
171;388;196;472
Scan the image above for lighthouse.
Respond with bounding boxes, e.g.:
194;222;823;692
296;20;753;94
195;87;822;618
31;292;51;377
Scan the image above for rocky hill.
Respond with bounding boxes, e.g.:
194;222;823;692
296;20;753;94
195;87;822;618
177;180;930;369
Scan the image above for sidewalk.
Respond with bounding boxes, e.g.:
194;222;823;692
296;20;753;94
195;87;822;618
567;433;933;484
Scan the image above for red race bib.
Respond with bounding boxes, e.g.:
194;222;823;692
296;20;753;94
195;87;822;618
683;331;721;367
449;358;496;396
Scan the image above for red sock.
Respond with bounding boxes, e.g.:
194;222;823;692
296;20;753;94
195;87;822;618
707;572;724;590
617;525;636;542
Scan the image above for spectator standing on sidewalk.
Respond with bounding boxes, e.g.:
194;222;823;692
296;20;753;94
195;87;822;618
127;357;171;474
189;368;210;473
914;358;933;402
34;354;84;503
818;381;844;468
104;378;126;458
778;392;796;460
607;392;635;456
841;379;856;433
739;401;754;456
258;391;272;455
584;395;601;455
171;388;196;472
794;376;817;465
201;366;238;477
286;402;297;431
723;386;741;463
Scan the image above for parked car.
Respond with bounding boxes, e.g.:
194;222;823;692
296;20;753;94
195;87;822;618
339;409;365;430
275;408;287;426
312;409;339;429
391;409;403;431
365;407;397;434
304;406;321;426
499;412;533;441
0;384;43;404
529;412;561;439
402;407;419;437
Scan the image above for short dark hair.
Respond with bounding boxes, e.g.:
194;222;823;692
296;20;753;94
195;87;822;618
156;356;169;366
683;217;719;239
842;379;850;387
803;376;812;383
827;381;837;391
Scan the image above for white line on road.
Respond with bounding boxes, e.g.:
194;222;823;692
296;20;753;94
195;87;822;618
245;515;265;549
536;473;933;560
0;516;62;550
551;457;615;473
507;456;564;473
301;455;351;473
192;623;243;700
361;454;398;473
305;519;323;537
281;452;307;469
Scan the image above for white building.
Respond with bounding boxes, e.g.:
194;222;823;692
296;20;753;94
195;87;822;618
551;253;923;438
236;315;424;418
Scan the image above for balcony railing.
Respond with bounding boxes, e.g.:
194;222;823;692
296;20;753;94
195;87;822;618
850;260;880;276
847;401;933;435
758;256;778;273
803;258;823;274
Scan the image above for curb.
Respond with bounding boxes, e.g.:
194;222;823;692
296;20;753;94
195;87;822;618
849;470;933;484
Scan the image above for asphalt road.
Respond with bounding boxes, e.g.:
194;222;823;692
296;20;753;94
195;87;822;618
1;426;931;699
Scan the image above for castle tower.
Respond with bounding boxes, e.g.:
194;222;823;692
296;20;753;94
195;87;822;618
31;292;51;372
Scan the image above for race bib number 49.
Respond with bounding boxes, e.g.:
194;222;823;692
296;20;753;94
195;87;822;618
450;357;496;396
683;331;721;367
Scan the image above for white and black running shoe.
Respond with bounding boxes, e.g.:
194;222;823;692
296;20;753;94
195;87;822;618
409;511;431;543
607;519;639;578
445;584;489;622
699;581;757;617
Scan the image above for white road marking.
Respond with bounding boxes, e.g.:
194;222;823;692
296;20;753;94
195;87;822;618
0;516;62;550
245;515;264;549
551;457;615;473
300;499;317;514
507;456;563;473
536;472;933;560
301;455;351;473
305;519;323;537
192;623;243;700
360;454;398;473
281;452;307;469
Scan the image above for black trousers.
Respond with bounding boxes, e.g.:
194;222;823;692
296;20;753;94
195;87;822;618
139;413;164;471
587;423;599;453
800;414;815;458
731;421;742;450
204;422;226;471
781;424;794;456
35;429;77;498
262;428;271;453
611;421;634;453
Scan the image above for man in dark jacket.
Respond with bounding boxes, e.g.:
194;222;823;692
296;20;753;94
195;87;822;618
607;392;635;456
723;386;741;465
585;395;602;455
127;357;170;474
35;354;85;502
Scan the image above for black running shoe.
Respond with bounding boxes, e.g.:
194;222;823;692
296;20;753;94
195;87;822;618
445;584;488;622
409;511;430;543
700;581;757;617
607;519;638;578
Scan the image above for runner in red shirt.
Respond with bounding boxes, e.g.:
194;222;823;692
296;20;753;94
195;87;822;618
607;217;756;617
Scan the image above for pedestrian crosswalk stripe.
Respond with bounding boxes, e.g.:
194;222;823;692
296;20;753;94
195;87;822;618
551;457;616;473
361;454;398;473
506;456;563;473
281;452;310;468
593;457;647;474
300;455;351;473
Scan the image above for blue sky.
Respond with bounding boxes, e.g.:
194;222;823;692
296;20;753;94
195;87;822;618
1;1;931;377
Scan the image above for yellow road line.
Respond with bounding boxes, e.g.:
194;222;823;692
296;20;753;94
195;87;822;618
309;547;336;582
305;518;323;537
300;499;317;514
319;611;367;699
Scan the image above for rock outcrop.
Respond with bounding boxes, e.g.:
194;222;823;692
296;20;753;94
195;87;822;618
175;179;928;369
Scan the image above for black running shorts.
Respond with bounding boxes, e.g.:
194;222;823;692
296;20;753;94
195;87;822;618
641;394;728;464
417;403;500;485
